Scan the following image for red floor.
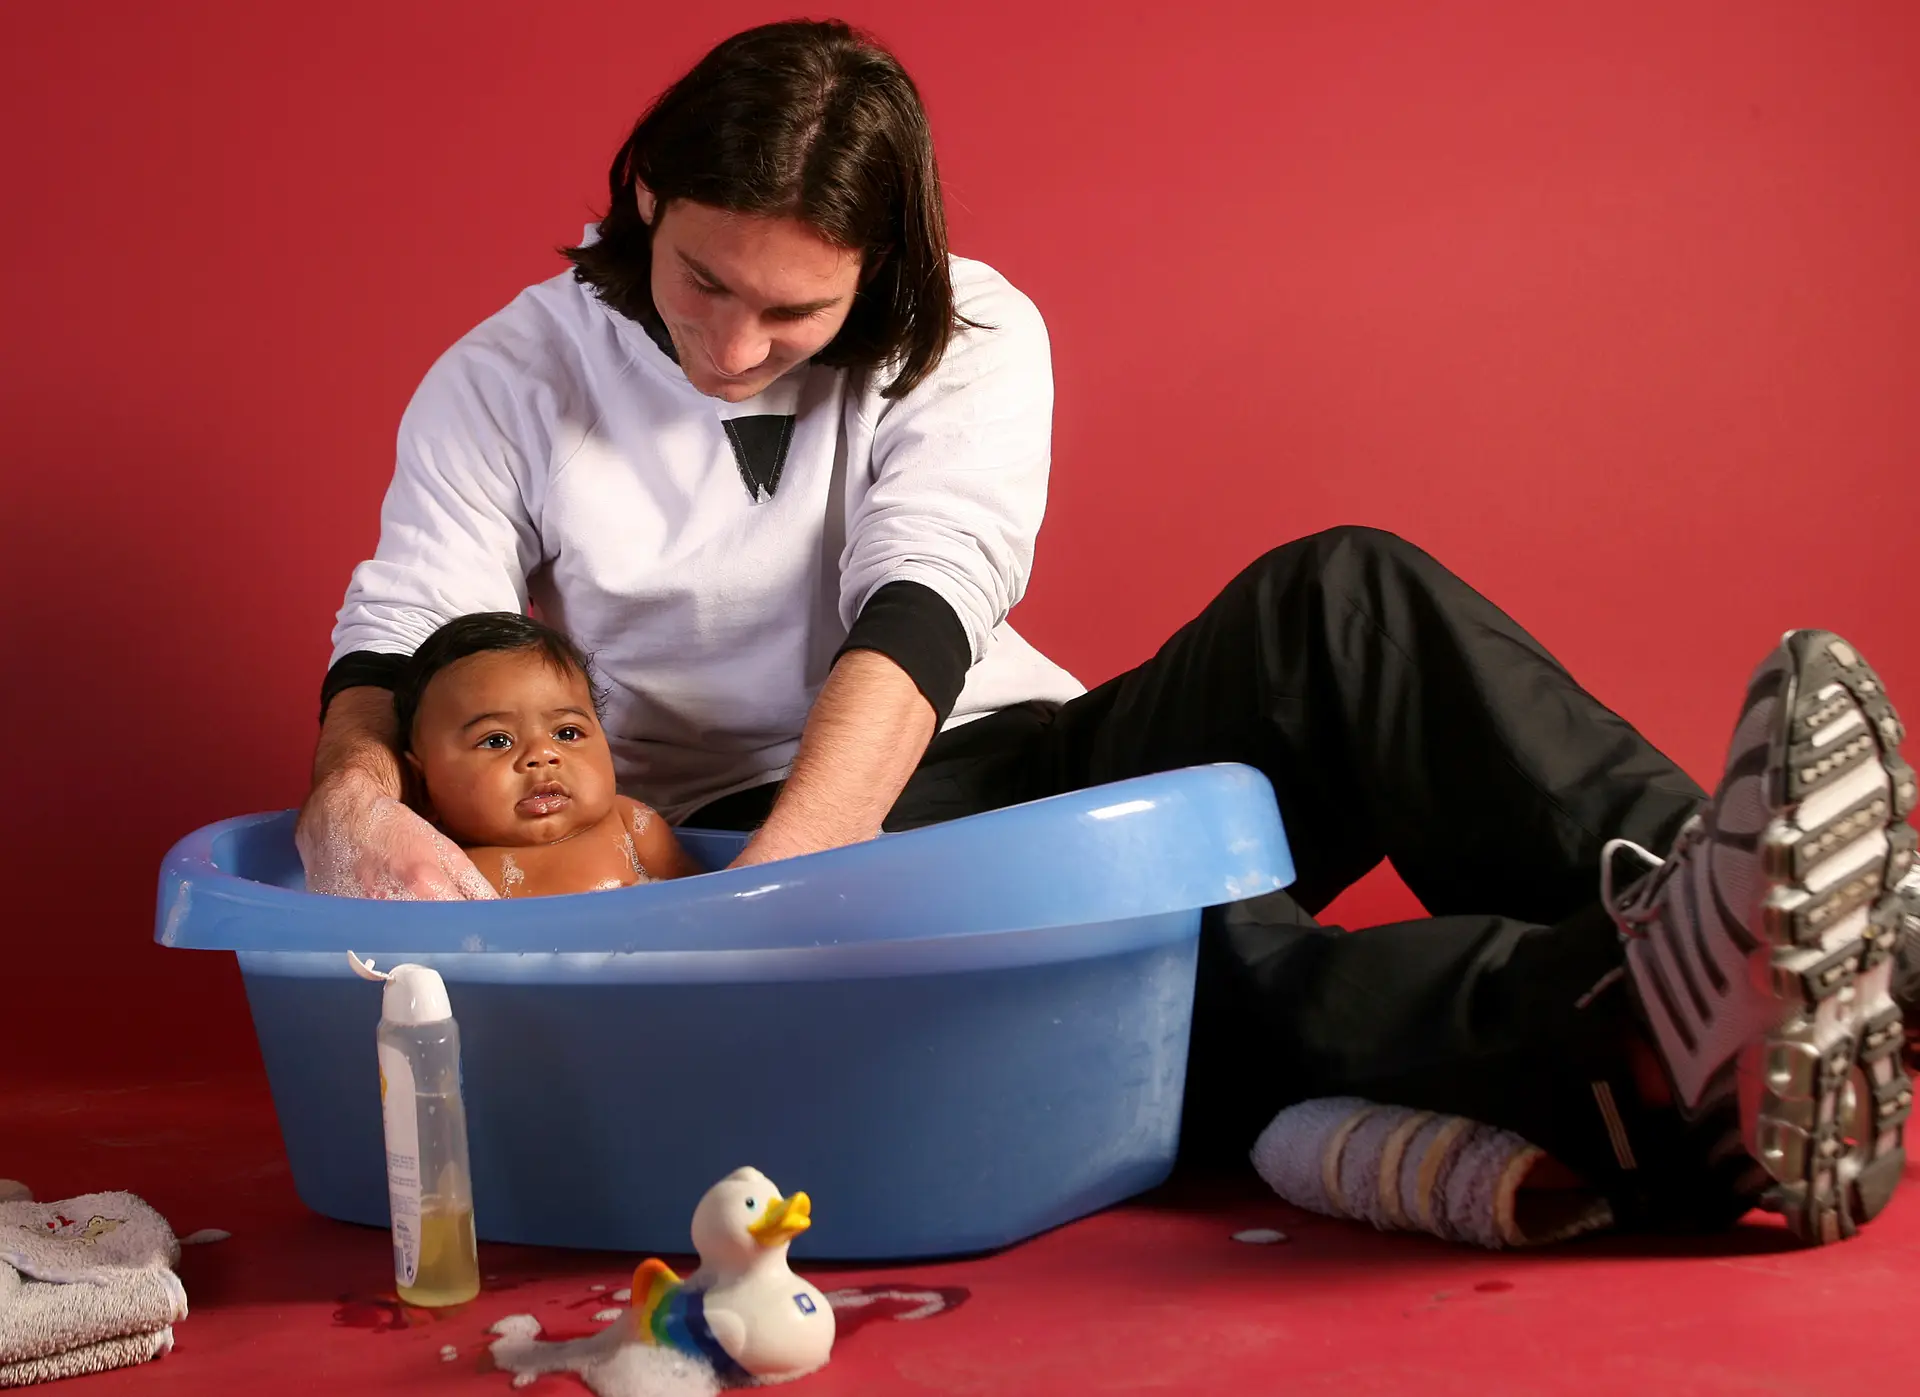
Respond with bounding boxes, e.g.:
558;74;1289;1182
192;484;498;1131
13;1067;1920;1396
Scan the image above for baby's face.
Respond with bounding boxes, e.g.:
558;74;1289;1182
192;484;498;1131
406;650;618;847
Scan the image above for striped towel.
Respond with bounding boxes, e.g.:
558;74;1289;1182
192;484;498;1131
1252;1099;1615;1249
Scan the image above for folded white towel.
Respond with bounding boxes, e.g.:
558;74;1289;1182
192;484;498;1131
0;1191;186;1388
0;1325;175;1389
1252;1098;1615;1249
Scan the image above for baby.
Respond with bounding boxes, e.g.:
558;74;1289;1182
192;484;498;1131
395;613;702;897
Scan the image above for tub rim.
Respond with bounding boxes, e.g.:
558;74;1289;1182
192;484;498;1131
156;763;1294;958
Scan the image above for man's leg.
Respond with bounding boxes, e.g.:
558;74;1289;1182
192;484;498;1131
1034;525;1705;919
972;527;1709;1209
1014;529;1915;1240
1177;891;1773;1232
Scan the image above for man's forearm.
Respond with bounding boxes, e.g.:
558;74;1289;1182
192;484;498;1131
735;649;938;866
311;686;407;796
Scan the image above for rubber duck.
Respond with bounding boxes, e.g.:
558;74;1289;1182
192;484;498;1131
629;1167;835;1383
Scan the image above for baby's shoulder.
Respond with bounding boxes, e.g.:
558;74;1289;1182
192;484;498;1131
609;794;661;832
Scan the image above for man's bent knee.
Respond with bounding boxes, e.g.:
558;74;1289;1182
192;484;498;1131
1248;524;1424;584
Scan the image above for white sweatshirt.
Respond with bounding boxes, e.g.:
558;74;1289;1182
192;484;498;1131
331;255;1084;821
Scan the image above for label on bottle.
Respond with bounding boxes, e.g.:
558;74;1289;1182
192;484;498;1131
377;1042;422;1288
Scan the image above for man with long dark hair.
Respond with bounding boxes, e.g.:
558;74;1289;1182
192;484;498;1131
300;19;1919;1248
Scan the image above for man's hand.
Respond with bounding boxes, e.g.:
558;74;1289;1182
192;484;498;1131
296;770;498;900
297;684;497;900
731;649;936;869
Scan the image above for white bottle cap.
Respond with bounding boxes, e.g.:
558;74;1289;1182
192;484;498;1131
347;953;453;1026
382;964;452;1026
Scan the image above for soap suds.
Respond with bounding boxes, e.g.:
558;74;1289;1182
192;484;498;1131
490;1316;719;1397
303;796;497;901
620;827;654;883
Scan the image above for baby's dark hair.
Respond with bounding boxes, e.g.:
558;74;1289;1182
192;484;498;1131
395;613;602;751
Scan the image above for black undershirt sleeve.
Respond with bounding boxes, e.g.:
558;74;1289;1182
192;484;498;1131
318;650;410;723
834;580;972;726
320;581;972;728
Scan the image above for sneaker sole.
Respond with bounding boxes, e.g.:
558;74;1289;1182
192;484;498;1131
1745;632;1915;1244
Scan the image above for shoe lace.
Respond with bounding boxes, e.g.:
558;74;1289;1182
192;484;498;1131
1601;815;1705;939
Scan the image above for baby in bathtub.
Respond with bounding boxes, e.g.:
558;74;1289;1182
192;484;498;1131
396;613;703;897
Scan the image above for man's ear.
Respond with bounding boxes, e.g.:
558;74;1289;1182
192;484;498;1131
636;184;657;225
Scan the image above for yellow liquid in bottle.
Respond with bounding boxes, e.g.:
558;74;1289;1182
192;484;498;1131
396;1206;479;1307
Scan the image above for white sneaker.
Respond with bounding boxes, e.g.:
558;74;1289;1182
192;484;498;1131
1605;630;1917;1244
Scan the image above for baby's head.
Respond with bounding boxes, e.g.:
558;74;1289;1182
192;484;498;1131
396;613;618;848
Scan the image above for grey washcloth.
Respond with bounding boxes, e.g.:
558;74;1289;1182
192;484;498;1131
0;1260;185;1367
0;1192;179;1283
0;1192;186;1387
1252;1097;1615;1249
0;1326;175;1389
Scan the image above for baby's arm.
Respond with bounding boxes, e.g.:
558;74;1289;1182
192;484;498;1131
617;797;705;880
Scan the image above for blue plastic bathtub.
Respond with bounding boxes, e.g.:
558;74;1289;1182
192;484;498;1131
155;765;1293;1260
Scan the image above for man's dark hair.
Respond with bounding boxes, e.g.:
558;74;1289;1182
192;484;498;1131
395;613;602;751
562;18;970;399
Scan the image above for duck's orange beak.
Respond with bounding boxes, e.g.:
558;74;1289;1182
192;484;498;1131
748;1191;812;1247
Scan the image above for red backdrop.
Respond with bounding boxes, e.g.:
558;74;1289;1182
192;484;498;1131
5;1;1916;1081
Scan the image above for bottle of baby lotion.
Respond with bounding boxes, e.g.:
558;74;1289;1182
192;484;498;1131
349;952;481;1307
